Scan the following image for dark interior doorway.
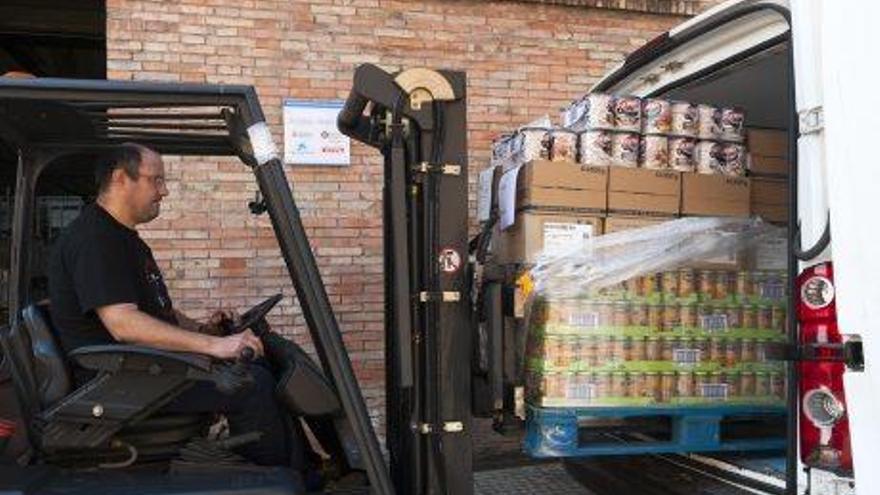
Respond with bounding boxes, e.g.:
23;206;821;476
0;3;106;445
0;0;105;79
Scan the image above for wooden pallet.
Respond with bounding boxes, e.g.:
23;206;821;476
524;404;786;458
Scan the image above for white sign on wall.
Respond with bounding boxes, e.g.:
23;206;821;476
283;99;350;166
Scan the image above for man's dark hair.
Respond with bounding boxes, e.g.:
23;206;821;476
94;143;148;194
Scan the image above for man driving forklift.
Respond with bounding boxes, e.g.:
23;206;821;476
47;142;303;468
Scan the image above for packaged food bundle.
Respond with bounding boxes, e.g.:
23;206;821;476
578;129;614;166
524;217;788;409
562;93;616;132
670;101;699;137
513;127;550;164
614;95;642;133
640;135;669;170
720;107;746;142
546;128;578;162
642;98;672;134
696;104;722;140
611;132;640;168
494;116;554;171
669;136;696;172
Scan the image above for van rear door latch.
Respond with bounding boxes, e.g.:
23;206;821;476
776;340;864;372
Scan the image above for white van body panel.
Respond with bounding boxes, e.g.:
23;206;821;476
816;1;880;494
790;0;830;262
591;1;789;97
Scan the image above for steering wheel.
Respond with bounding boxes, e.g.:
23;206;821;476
225;293;283;336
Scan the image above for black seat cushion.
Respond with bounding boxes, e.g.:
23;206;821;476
21;304;71;408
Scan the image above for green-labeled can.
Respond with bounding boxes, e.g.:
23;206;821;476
681;302;698;328
646;336;661;361
648;304;664;331
743;304;759;329
758;304;773;330
611;371;628;397
662;271;679;298
646;372;661;402
677;371;695;398
679;268;696;298
740;371;756;396
772;305;786;333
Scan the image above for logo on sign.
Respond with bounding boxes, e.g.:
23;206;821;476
438;248;461;274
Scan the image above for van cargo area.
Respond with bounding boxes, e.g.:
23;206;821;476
650;39;792;489
480;14;800;494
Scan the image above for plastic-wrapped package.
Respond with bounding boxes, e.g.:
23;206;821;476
523;217;788;408
514;127;550;163
611;132;640;167
547;128;578;162
562;93;616;131
578;129;614;166
491;133;515;169
495;116;554;171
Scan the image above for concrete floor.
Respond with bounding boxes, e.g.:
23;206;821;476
475;463;593;495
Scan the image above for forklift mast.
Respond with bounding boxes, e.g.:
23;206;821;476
338;64;473;495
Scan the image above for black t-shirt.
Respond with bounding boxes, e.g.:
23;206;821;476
48;203;177;355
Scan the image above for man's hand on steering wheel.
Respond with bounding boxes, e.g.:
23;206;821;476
208;329;264;360
197;309;239;336
202;295;283;360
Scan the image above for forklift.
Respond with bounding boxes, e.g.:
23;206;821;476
0;63;495;495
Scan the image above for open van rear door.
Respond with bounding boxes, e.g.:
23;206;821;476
813;2;880;493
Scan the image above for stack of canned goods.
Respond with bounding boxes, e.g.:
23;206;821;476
525;265;788;408
528;368;786;407
565;93;644;168
491;127;550;171
672;103;747;176
559;92;748;175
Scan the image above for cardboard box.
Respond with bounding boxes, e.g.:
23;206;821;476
603;215;673;234
751;178;789;204
497;210;603;264
516;160;607;212
751;178;789;224
681;173;750;217
607;167;681;216
749;155;789;176
747;129;788;158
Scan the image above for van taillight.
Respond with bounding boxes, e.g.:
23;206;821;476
797;262;853;475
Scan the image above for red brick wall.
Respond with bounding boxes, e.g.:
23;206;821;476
106;0;697;432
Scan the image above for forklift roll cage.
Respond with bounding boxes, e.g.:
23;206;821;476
0;77;394;494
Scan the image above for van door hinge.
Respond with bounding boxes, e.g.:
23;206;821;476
413;162;461;176
799;106;824;135
417;291;461;303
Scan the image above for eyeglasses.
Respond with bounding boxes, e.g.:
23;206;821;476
137;173;166;188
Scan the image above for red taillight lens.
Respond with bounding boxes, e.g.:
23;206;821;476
797;262;853;475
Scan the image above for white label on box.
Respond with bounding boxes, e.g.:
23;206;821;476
498;165;522;230
543;222;594;256
568;312;599;329
567;382;595;401
674;348;701;365
761;281;786;301
699;314;729;331
755;236;788;271
699;383;729;400
477;167;495;222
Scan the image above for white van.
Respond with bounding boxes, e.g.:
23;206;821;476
589;1;877;493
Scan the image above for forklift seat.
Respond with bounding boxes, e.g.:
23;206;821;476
21;303;71;408
1;302;225;465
